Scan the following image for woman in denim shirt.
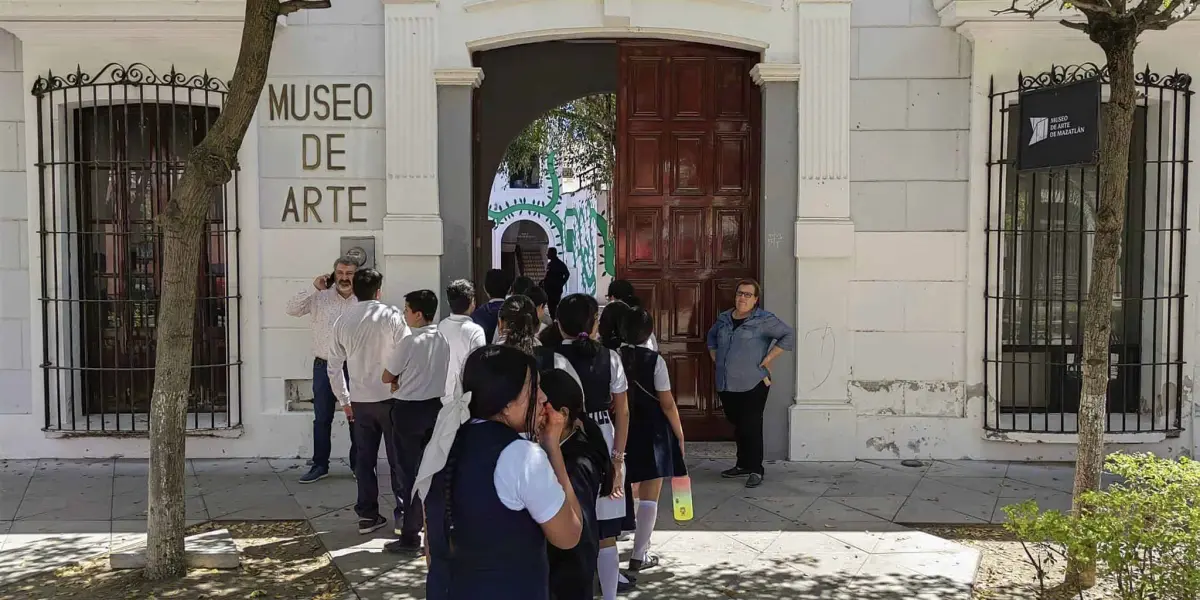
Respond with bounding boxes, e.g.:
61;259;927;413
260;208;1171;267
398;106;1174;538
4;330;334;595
705;279;795;488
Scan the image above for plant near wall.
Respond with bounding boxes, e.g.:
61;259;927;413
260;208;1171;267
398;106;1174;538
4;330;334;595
996;0;1200;588
1002;453;1200;598
142;0;331;580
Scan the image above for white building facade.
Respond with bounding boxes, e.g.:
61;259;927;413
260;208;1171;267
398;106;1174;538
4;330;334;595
0;0;1198;462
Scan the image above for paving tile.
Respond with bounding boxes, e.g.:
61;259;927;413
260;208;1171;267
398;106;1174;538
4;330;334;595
829;496;907;521
0;473;31;520
1004;463;1076;493
861;548;982;587
112;490;208;521
925;460;1009;478
907;479;999;522
895;498;988;524
796;499;894;529
860;459;933;475
353;560;427;599
992;490;1073;523
34;458;115;474
0;461;37;476
925;476;1005;495
740;495;820;521
760;531;861;556
15;479;113;521
284;478;359;519
657;530;762;556
823;473;922;497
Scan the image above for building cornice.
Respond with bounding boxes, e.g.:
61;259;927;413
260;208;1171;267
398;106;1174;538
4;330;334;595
751;63;801;85
434;67;484;87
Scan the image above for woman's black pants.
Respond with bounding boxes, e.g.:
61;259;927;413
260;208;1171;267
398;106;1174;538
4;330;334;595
718;381;769;475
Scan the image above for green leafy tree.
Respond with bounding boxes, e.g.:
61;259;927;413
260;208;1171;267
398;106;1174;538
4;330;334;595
998;0;1200;588
501;93;616;193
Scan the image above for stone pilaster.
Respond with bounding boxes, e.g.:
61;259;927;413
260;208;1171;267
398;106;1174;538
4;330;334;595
381;0;442;303
752;62;800;460
789;0;857;460
435;67;483;294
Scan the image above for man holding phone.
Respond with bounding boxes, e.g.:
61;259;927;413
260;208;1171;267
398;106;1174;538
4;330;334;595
286;256;361;483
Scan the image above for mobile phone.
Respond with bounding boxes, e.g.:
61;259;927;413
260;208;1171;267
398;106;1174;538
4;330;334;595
325;272;337;288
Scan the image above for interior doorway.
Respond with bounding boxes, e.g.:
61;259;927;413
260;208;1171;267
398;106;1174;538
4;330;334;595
473;39;762;441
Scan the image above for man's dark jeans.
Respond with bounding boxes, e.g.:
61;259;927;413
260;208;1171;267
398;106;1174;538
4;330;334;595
391;398;442;540
353;400;406;526
312;358;358;471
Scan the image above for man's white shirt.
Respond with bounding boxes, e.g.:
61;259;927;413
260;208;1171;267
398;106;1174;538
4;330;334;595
327;300;410;406
386;323;452;401
438;314;486;398
285;286;357;360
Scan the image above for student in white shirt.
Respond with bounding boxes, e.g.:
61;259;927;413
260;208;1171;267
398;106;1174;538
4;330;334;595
382;289;451;553
327;268;411;537
438;279;486;399
421;345;583;600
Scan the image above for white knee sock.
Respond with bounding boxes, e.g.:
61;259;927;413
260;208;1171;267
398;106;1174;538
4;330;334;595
599;545;619;600
632;500;658;562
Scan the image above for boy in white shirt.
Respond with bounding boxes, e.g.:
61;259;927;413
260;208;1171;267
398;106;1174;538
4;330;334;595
438;280;487;398
381;289;451;553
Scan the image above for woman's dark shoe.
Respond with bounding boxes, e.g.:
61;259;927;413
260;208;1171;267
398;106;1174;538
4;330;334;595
721;467;751;478
628;553;660;572
745;473;764;488
384;536;422;554
617;570;637;592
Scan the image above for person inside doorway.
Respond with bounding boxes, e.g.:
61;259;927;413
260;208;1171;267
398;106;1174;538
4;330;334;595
326;268;411;534
540;368;611;600
539;294;630;600
381;289;451;553
423;345;583;600
472;268;513;343
705;279;795;488
285;256;360;484
439;279;487;400
542;248;570;318
606;280;657;352
618;306;686;587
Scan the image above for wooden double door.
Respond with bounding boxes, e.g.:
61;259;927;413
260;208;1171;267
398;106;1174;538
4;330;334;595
615;42;761;441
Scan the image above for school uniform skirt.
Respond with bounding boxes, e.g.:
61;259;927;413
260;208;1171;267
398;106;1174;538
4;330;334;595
625;403;687;484
591;409;628;540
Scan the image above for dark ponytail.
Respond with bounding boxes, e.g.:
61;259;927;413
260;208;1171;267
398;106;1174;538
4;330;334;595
443;346;540;555
619;307;656;411
554;294;602;358
599;300;633;351
498;295;539;356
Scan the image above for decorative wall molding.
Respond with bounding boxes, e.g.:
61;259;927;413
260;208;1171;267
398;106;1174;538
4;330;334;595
796;0;850;183
384;7;439;215
434;67;484;87
751;63;801;85
794;218;854;259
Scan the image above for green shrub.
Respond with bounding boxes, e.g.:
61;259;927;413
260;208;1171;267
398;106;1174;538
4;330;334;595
1002;453;1200;600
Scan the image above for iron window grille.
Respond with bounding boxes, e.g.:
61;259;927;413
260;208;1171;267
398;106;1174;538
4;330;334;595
31;63;243;432
984;64;1191;435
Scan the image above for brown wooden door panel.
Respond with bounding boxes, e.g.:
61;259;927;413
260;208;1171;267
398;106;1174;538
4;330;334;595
616;41;760;442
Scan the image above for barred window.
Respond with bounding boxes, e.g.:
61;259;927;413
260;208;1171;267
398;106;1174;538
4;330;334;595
985;65;1190;434
33;64;242;432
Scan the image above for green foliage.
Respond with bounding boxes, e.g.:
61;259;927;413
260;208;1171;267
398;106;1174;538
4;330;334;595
501;94;616;193
1003;453;1200;599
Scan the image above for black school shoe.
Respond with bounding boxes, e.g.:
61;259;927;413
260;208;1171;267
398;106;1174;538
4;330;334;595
629;553;660;572
721;467;752;478
357;515;387;535
746;473;764;488
383;536;422;554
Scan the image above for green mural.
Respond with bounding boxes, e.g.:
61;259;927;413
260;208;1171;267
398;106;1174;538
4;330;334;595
488;152;615;295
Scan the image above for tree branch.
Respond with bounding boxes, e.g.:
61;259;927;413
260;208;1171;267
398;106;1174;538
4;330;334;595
1142;0;1200;30
279;0;332;15
1060;18;1093;31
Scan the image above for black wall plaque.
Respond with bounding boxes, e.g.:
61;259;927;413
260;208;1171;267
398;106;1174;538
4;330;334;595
1017;78;1101;171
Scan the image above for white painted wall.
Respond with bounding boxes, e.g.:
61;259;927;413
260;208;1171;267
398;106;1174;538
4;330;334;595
0;30;28;418
1;0;1198;461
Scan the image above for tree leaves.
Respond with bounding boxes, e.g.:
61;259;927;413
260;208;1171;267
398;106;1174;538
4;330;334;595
500;94;616;194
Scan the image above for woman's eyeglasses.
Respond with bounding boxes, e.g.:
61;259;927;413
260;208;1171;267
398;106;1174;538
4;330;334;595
735;291;756;299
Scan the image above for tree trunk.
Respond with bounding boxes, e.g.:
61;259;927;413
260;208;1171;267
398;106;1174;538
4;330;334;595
144;0;284;580
1066;35;1138;590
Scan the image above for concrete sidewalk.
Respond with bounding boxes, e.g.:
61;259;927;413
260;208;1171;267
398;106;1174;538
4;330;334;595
0;456;1081;598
